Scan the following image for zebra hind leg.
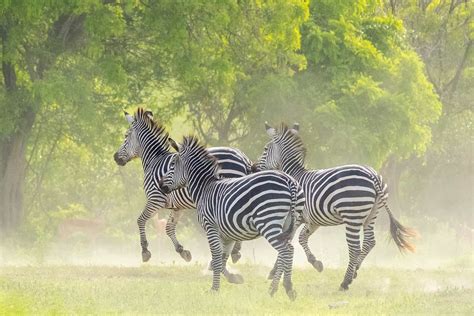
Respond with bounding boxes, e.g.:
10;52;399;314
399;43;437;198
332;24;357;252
353;223;376;279
267;259;278;280
282;243;297;301
339;223;362;291
299;223;323;272
265;235;294;300
165;210;192;262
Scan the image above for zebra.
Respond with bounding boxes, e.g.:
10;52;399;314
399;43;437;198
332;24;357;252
159;136;305;300
253;123;417;291
113;108;253;264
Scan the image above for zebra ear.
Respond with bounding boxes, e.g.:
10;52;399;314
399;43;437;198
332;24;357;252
169;138;180;152
144;110;153;120
124;111;134;124
291;123;300;134
265;121;276;137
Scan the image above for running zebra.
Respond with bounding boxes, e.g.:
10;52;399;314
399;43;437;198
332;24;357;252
113;108;252;263
253;123;417;291
159;136;305;300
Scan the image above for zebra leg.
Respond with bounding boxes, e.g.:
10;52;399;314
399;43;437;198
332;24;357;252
282;243;297;301
261;229;294;299
221;240;244;284
298;223;323;272
267;258;278;280
231;241;242;263
268;215;304;280
137;201;163;262
339;223;362;291
205;226;223;292
165;210;192;262
353;222;376;279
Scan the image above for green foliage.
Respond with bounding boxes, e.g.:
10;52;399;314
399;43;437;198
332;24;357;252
0;0;466;243
242;0;441;168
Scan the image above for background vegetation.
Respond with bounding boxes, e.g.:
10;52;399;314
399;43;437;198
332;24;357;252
0;0;472;265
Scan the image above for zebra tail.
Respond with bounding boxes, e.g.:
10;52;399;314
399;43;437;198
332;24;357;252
372;172;418;253
275;179;301;243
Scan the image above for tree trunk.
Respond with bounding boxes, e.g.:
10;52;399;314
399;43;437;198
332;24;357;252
0;110;35;237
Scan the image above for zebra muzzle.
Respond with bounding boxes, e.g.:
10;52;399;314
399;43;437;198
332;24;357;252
158;179;171;194
113;152;126;166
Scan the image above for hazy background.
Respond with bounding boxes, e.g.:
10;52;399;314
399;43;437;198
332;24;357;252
0;1;472;272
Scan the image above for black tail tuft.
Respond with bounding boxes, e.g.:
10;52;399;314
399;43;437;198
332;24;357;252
388;211;418;253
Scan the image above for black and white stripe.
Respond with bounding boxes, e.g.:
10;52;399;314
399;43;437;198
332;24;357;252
113;108;252;263
254;123;417;291
159;136;305;300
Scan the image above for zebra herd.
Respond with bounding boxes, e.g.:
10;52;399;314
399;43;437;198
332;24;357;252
114;108;417;300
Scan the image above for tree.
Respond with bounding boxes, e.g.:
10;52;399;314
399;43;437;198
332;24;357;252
0;0;127;235
242;0;442;169
385;0;473;221
140;0;309;145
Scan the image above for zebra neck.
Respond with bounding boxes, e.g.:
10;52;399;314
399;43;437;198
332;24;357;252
137;132;169;170
186;167;217;202
282;160;306;180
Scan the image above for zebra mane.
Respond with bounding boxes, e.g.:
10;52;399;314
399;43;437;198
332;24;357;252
182;136;221;179
276;123;307;158
134;107;170;151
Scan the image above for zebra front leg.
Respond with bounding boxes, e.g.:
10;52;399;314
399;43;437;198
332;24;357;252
231;241;242;263
353;223;376;279
222;240;244;284
340;223;362;291
299;223;323;272
205;227;223;292
165;210;192;262
137;201;161;262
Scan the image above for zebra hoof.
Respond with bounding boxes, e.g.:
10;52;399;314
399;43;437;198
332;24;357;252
142;250;151;262
312;260;324;272
227;273;244;284
207;287;219;295
231;252;242;263
180;250;192;262
286;289;297;301
268;286;278;297
308;255;323;272
339;283;349;291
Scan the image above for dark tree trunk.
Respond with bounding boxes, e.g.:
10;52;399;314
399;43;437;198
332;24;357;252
0;111;35;236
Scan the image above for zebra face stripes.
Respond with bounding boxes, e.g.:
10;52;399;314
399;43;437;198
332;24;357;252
256;123;417;291
114;113;141;165
160;136;305;300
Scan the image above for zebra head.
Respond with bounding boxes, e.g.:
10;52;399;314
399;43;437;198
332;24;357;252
114;109;154;166
159;137;221;194
159;139;186;194
252;122;305;173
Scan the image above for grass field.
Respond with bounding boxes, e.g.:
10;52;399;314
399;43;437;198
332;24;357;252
0;264;472;315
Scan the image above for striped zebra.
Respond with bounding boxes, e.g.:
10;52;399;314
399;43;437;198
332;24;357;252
113;108;252;263
253;123;417;291
159;136;305;300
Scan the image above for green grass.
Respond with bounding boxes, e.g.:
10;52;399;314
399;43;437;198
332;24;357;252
0;264;472;315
